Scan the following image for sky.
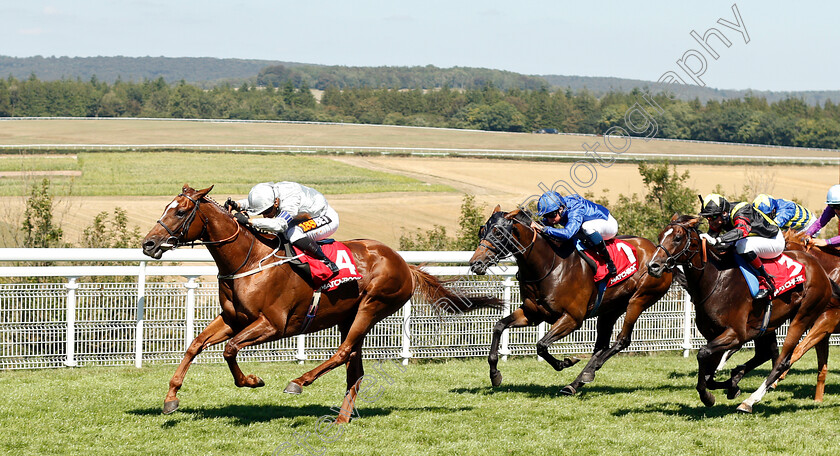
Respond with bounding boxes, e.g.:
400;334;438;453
1;0;836;92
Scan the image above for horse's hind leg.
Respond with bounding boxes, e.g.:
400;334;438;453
737;308;828;413
560;308;622;396
489;307;534;387
725;331;777;400
536;313;582;373
222;314;282;388
334;337;365;425
286;306;382;393
164;315;235;414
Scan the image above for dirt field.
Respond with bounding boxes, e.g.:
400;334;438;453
0;119;838;247
1;156;837;248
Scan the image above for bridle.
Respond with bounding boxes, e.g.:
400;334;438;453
653;221;705;272
157;193;241;248
476;211;554;283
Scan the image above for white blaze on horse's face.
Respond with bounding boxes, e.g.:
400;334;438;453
661;228;674;244
158;199;182;250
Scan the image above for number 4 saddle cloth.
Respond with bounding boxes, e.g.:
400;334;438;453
292;240;363;291
578;238;639;287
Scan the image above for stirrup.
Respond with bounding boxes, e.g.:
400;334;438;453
324;260;340;277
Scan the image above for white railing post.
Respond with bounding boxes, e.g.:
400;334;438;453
500;277;512;362
401;299;413;366
135;261;146;368
682;289;693;358
295;334;306;365
64;277;79;367
184;277;197;352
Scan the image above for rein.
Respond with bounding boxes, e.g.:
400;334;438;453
653;221;705;272
156;193;242;248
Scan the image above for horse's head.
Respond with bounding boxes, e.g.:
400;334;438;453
142;184;215;259
647;213;703;278
469;205;534;275
784;229;811;252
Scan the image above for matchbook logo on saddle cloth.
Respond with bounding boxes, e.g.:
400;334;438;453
582;239;638;287
763;254;807;298
293;241;363;291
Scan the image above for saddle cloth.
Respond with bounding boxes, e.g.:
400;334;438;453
763;254;807;298
580;239;638;287
292;240;363;291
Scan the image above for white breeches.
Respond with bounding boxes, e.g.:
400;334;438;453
286;207;340;243
581;214;619;240
734;231;785;259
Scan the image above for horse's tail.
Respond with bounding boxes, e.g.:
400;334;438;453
408;264;505;313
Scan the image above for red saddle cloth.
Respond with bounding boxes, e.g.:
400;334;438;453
583;239;639;287
293;241;363;291
763;254;807;298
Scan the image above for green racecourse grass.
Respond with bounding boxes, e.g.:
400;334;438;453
0;152;452;196
1;352;838;456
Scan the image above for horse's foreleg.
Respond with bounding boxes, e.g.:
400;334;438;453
164;315;235;414
536;313;582;373
489;308;533;387
697;329;741;407
737;309;823;413
560;309;622;395
222;314;281;388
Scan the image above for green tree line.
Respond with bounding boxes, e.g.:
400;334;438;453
2;75;840;148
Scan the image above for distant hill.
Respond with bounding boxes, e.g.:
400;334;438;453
2;55;838;104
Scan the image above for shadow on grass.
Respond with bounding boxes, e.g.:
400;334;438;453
450;382;686;398
612;398;838;420
129;403;473;427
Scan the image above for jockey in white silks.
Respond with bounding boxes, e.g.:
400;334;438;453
227;182;340;276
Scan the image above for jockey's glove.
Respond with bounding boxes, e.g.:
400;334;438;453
699;233;718;246
224;198;240;212
234;212;249;225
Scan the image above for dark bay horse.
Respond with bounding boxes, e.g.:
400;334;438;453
142;185;502;422
778;230;840;401
468;207;672;395
647;215;840;412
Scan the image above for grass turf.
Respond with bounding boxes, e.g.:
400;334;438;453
0;352;838;455
0;152;452;196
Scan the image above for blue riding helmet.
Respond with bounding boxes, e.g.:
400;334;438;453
537;191;566;217
753;194;778;215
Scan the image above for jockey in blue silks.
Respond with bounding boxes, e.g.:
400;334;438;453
752;193;816;233
531;191;619;275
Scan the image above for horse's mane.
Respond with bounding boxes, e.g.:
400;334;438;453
196;191;282;249
785;229;840;258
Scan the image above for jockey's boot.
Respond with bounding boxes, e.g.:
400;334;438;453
594;239;617;276
746;253;775;300
293;237;340;278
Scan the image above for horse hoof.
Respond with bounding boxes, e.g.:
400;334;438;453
699;391;716;407
564;357;581;367
249;375;265;388
727;387;742;400
162;399;180;415
490;370;503;388
559;385;577;396
736;403;753;413
284;381;303;395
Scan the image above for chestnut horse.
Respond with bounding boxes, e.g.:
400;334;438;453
142;185;502;422
779;231;840;401
468;207;672;395
647;215;840;413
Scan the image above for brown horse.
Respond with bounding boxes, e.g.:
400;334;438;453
779;231;840;401
142;185;502;422
647;215;840;413
468;207;672;395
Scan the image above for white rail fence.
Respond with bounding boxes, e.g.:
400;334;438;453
0;249;833;370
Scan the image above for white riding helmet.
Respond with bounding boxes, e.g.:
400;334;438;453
827;184;840;205
246;183;276;215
